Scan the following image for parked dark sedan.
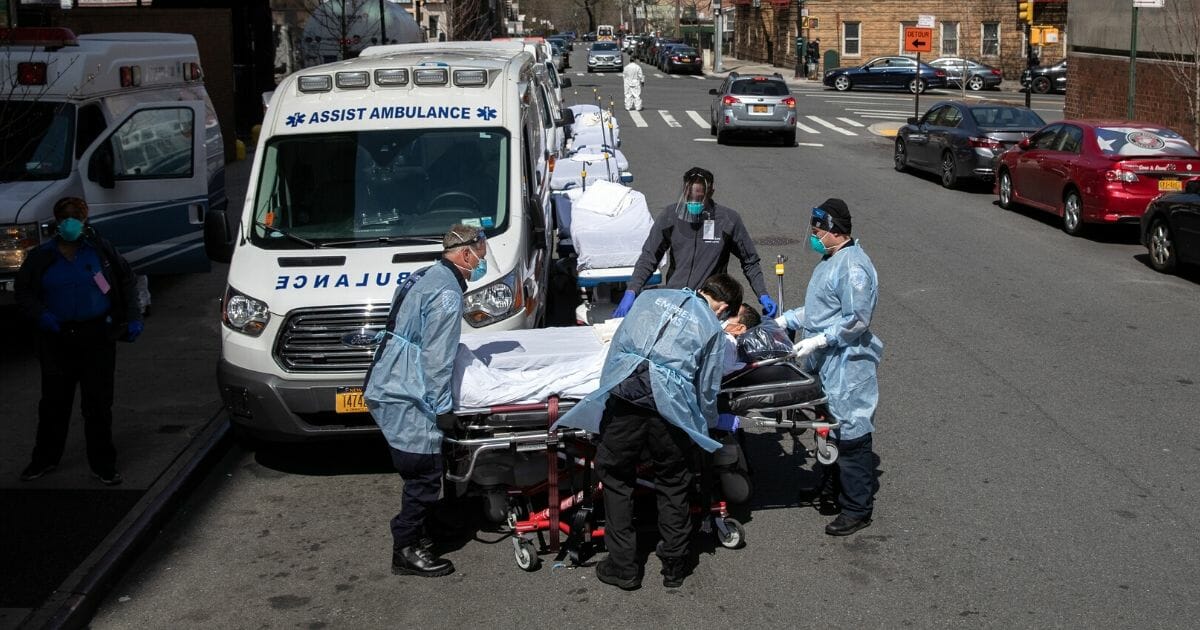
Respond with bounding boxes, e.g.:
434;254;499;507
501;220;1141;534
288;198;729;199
1141;179;1200;273
823;56;948;93
928;57;1003;91
894;101;1045;188
1021;59;1067;94
664;45;702;74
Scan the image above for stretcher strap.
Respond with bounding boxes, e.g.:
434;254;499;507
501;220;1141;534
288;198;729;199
547;396;560;552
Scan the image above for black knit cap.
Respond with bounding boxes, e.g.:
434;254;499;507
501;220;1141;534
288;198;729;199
812;198;852;234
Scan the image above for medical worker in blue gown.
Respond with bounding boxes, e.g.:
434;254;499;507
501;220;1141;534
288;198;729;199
554;274;743;591
365;224;490;578
777;198;883;537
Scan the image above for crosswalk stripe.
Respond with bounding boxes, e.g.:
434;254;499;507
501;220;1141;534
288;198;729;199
685;110;708;128
628;110;648;127
576;73;585;77
692;75;707;80
858;114;910;119
653;73;664;78
807;115;857;136
795;121;820;134
658;110;682;128
837;117;865;127
669;75;679;79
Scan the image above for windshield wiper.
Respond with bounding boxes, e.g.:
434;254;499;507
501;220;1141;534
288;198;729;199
320;235;445;248
254;221;320;248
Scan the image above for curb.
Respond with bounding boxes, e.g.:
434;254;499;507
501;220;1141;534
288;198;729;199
20;410;231;630
870;122;903;138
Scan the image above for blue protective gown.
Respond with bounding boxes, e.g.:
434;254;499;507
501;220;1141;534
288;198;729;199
365;259;465;454
553;289;726;452
779;241;883;440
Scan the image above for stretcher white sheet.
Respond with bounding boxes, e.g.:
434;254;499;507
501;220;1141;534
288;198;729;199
550;150;628;191
567;105;621;148
551;183;654;271
452;326;608;409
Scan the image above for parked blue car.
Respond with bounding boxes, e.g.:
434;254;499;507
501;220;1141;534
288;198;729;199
823;56;948;94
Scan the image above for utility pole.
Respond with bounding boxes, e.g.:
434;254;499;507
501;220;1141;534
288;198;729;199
1127;4;1139;119
714;1;723;72
1018;0;1033;108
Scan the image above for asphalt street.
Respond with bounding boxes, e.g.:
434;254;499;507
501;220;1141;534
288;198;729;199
83;50;1200;628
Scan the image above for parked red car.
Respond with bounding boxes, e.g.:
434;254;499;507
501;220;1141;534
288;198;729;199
995;121;1200;235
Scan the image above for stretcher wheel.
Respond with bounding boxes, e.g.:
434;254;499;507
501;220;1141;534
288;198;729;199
514;540;541;571
816;442;839;465
716;518;746;550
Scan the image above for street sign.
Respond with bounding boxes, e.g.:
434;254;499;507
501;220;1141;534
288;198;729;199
917;14;936;28
904;27;933;53
1133;0;1163;7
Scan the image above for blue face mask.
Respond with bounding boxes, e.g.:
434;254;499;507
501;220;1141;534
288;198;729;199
468;250;487;282
685;201;704;215
809;233;828;256
57;217;84;242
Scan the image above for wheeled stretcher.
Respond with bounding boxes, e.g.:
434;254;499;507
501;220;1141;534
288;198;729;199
443;332;838;571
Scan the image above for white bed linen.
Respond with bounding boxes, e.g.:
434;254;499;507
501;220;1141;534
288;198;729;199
570;186;654;270
550;151;628;191
453;326;609;409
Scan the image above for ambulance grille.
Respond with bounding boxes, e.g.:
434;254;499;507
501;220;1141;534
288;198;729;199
274;305;391;372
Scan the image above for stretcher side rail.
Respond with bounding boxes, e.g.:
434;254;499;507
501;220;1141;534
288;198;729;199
443;428;590;483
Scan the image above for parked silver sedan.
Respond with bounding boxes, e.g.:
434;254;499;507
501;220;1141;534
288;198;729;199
708;73;798;146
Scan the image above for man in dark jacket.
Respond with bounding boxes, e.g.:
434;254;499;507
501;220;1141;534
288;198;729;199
613;167;776;318
15;197;142;486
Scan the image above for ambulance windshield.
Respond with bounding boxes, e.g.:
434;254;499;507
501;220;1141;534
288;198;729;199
251;128;509;248
0;101;75;182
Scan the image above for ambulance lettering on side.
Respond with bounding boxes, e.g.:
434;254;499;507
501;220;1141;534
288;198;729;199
217;42;558;442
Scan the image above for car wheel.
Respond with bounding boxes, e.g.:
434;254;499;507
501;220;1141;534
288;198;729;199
780;130;796;147
967;75;985;91
1062;189;1086;236
1032;76;1052;94
716;130;728;145
894;138;909;172
908;78;927;94
940;151;959;188
710;119;717;136
833;75;852;91
1147;218;1178;273
998;169;1015;209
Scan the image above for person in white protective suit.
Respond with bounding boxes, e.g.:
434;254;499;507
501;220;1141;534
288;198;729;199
623;58;644;111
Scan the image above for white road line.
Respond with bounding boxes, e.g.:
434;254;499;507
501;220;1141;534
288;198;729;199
796;142;825;147
685;110;709;128
628;110;648;127
669;74;680;79
848;108;915;113
837;117;865;127
824;100;907;106
658;110;682;128
806;115;858;136
576;73;585;77
693;138;717;142
795;121;821;134
815;94;914;102
692;75;707;80
858;114;910;119
653;73;664;78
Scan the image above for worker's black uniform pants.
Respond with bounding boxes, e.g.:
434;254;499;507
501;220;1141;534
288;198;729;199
389;448;443;550
818;432;876;519
31;319;117;475
595;396;694;578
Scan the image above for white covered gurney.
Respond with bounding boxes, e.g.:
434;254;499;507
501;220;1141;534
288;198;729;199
452;326;609;409
551;181;654;271
550;150;629;191
567;104;621;149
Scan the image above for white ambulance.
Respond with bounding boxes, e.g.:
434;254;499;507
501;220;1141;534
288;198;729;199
0;28;226;299
219;42;568;441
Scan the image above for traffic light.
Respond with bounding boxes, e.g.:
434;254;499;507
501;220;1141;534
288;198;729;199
1018;1;1034;24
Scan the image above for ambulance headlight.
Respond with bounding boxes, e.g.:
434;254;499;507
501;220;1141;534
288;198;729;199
298;75;332;93
414;68;448;86
222;286;270;336
335;71;370;89
463;271;524;328
0;223;40;270
453;69;488;86
374;68;409;86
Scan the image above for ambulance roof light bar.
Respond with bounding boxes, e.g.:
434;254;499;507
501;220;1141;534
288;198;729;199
0;27;79;48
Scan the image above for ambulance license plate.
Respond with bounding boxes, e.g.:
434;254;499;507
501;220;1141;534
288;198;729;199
752;105;768;113
335;387;368;413
1158;179;1183;192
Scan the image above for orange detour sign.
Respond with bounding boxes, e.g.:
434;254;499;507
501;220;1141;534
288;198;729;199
904;27;933;53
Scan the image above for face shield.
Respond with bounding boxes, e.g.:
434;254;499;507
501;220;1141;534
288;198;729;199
673;175;713;223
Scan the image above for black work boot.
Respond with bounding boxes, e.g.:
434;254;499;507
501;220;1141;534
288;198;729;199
659;556;690;588
595;558;641;591
824;513;872;537
392;545;454;577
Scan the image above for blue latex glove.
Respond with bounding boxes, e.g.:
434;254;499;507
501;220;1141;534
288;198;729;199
125;320;144;342
612;289;637;318
758;294;777;317
716;413;740;432
38;311;60;333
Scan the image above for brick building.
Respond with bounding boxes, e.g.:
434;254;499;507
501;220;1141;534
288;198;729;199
1065;0;1200;146
731;0;1067;81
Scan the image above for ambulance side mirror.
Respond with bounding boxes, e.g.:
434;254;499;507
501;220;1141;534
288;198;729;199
88;141;116;190
708;88;718;95
561;77;573;88
558;108;576;127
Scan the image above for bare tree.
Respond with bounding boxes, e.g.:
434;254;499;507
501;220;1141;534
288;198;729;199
0;38;85;177
573;0;605;33
1149;0;1200;146
450;0;495;41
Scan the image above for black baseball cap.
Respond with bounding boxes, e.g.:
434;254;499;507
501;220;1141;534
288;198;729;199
812;198;852;234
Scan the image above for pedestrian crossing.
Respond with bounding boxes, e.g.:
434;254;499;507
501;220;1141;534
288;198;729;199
591;107;874;137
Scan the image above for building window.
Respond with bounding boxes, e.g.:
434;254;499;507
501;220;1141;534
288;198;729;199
843;21;861;57
981;22;1000;57
898;22;916;57
941;22;959;56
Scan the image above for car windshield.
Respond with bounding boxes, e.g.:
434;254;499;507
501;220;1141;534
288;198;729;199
592;43;619;51
251;128;510;248
0;101;75;182
969;106;1045;128
1094;126;1200;157
730;80;789;96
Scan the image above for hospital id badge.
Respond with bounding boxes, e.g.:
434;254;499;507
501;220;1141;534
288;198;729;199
93;271;111;295
702;220;716;242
